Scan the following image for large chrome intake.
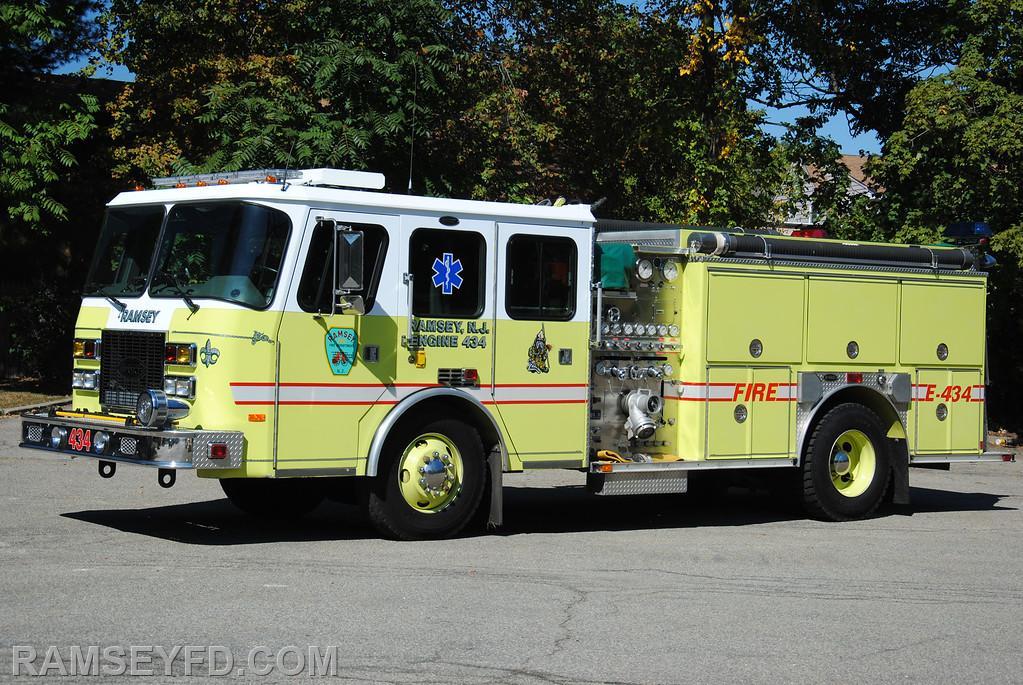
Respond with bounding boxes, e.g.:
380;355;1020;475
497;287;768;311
619;389;663;440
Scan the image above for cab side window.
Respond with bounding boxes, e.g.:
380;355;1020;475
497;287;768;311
297;221;389;313
410;228;486;318
505;234;576;320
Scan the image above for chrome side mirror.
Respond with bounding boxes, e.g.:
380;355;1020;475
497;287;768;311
333;227;365;315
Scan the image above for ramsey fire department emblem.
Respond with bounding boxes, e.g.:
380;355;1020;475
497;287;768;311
325;327;358;376
527;326;552;374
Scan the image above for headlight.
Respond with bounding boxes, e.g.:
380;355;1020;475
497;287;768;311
174;377;195;398
72;370;100;390
93;431;109;453
164;376;195;399
50;427;67;448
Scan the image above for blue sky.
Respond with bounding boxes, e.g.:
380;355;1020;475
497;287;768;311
57;60;882;155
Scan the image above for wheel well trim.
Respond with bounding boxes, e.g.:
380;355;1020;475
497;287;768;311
796;384;909;465
366;387;509;477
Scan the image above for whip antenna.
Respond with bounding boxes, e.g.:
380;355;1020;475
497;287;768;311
407;60;418;194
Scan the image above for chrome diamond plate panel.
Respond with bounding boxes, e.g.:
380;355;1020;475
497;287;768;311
589;471;688;496
191;431;245;470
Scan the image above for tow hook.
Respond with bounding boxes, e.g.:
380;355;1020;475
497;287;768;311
158;469;176;489
98;461;116;479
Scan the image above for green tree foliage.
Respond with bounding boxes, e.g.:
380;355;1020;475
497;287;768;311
103;0;458;187
866;0;1023;429
0;1;101;225
103;0;842;226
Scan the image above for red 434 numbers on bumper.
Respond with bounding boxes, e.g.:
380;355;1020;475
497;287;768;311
67;428;92;451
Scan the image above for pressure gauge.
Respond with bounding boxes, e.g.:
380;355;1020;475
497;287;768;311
611;323;622;335
623;323;635;335
607;306;621;323
636;258;654;281
657;324;669;336
668;324;680;337
661;260;679;281
645;323;658;336
601;323;610;335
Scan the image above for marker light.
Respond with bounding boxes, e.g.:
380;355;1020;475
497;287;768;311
165;343;196;366
72;338;100;359
209;443;228;459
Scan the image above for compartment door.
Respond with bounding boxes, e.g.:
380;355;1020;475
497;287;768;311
750;367;795;457
706;367;752;458
914;369;985;454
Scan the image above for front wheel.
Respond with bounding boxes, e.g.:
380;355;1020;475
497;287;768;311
802;403;892;521
367;417;486;540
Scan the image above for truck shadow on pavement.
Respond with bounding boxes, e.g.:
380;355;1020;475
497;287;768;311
60;483;1014;545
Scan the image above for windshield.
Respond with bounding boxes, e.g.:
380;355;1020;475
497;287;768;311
150;202;291;309
84;206;165;297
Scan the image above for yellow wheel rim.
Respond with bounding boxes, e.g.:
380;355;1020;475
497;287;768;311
396;433;463;513
830;429;877;498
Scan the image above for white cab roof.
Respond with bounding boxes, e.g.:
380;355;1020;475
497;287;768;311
108;181;596;227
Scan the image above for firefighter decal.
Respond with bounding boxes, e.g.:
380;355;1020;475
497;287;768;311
527;326;552;374
325;327;358;375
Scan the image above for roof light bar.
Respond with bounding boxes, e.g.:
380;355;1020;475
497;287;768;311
150;168;386;191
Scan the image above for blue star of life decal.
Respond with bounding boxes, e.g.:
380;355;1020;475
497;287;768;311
431;252;464;295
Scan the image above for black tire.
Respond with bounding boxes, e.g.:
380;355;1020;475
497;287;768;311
802;403;892;521
220;478;325;518
367;417;486;540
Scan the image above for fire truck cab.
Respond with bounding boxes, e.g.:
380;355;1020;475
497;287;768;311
19;168;1013;539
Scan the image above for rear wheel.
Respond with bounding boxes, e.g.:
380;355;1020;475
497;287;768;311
367;417;485;540
802;403;892;521
220;478;325;518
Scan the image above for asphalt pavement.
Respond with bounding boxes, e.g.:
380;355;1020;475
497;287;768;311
1;414;1021;683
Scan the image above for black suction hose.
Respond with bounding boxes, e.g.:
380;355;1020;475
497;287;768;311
687;232;975;270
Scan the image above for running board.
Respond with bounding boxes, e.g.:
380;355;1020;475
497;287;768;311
585;457;797;496
588;470;688;496
910;452;1015;465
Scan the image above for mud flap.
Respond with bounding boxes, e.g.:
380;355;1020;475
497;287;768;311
486;449;503;528
890;440;910;507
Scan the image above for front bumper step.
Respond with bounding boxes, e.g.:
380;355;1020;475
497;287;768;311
20;412;243;470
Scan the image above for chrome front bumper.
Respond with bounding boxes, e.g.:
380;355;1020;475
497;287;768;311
19;411;244;470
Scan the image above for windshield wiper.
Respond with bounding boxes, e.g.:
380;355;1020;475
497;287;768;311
85;283;127;313
152;277;200;314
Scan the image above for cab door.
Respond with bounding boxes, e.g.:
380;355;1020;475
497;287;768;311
274;211;399;474
492;224;591;469
397;215;495;406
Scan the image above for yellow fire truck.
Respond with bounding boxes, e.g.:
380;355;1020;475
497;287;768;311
19;168;1013;539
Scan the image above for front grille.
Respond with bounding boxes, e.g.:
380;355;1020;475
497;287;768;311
100;330;165;411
